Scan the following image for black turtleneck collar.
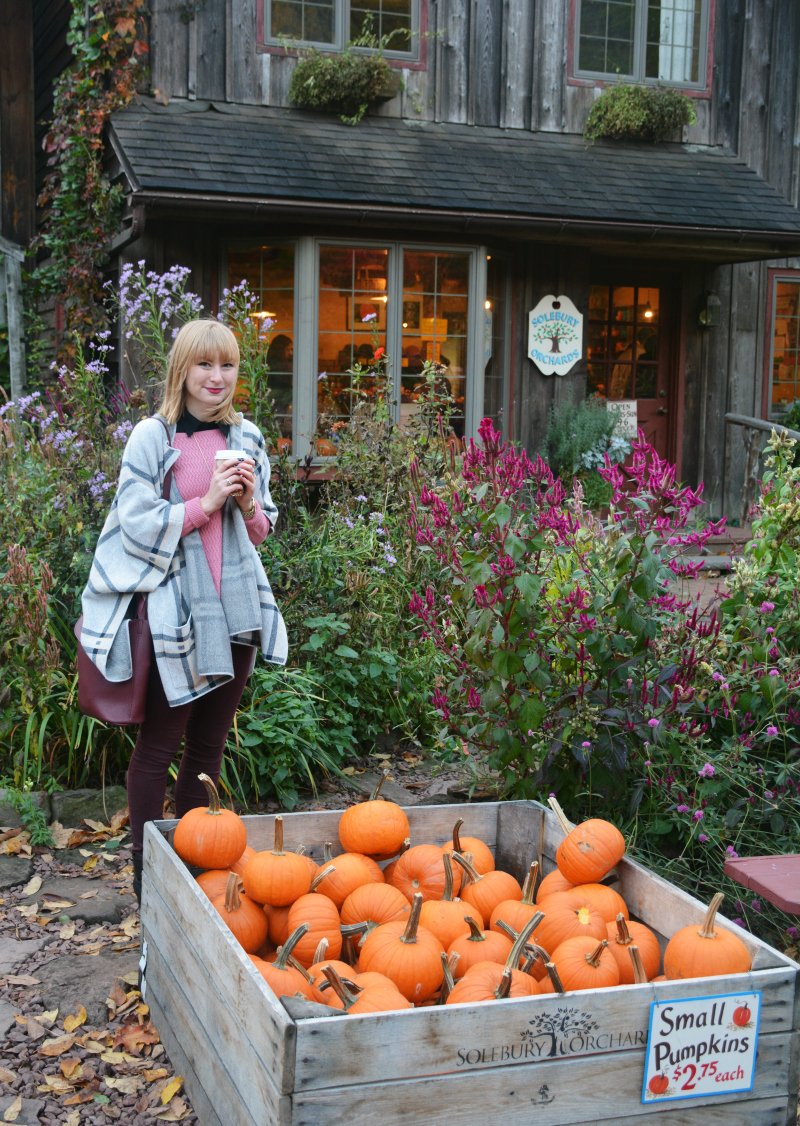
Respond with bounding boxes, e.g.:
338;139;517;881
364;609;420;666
176;409;230;438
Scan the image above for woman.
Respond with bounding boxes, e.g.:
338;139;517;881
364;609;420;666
79;320;287;900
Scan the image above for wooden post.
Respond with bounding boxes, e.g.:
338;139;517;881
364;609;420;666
0;236;26;400
741;426;762;529
0;2;35;248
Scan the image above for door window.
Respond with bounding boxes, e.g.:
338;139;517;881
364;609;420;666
587;285;660;401
768;277;800;420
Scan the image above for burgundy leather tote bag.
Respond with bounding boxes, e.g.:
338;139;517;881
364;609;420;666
74;419;173;726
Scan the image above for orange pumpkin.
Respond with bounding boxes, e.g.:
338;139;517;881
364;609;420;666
340;882;410;928
490;861;542;941
315;844;373;908
230;845;257;877
663;893;751;981
196;869;233;900
242;817;312;906
264;903;291;947
452;817;495;876
381;838;410;885
293;845;319;881
606;913;661;983
536;869;574;902
210;873;269;954
359;893;445;1002
173;774;247;870
352;971;404;993
321;965;412;1013
392;845;463;903
249;924;313;999
451;853;522;927
419;853;472;950
287;890;343;968
549;936;619;991
447;915;543;1005
447;916;514;978
573;883;629;924
349;854;386;883
556;818;626;885
533;892;607;956
338;772;410;861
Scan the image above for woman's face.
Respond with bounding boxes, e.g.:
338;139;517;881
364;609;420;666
184;354;238;418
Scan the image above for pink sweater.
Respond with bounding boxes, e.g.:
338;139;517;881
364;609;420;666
173;429;270;595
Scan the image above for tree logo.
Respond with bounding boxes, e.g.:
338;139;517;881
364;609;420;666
528;294;583;376
522;1007;600;1057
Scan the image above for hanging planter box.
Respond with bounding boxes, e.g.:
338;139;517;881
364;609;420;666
140;801;800;1126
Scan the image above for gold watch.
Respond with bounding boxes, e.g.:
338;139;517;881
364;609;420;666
240;498;257;520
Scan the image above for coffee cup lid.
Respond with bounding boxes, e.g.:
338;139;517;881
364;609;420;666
214;449;249;459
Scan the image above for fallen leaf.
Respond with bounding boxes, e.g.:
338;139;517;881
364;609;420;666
16;902;38;919
41;1009;58;1021
0;1066;17;1082
75;942;104;955
150;1044;165;1060
24;1017;47;1039
143;1069;168;1083
109;809;129;832
104;1106;122;1120
2;1094;21;1122
78;849;94;858
65;1111;81;1126
59;922;76;940
49;821;74;849
22;875;42;896
37;1074;74;1094
121;972;139;986
107;982;127;1009
83;819;107;832
64;1005;87;1033
105;1076;143;1095
136;1003;150;1017
113;1020;160;1056
83;1040;107;1054
41;894;75;909
60;1058;83;1080
121;917;141;938
83;855;98;872
3;974;39;986
135;1094;149;1113
39;1034;76;1056
100;1051;127;1064
79;889;99;899
160;1076;183;1105
150;1096;187;1121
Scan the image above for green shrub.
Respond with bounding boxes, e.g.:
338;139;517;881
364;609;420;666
584;84;697;143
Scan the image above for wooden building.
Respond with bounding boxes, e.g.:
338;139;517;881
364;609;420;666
13;0;800;515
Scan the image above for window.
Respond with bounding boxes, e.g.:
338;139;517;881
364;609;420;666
586;285;660;400
767;274;800;420
482;255;510;435
575;0;709;87
265;0;418;56
228;245;295;442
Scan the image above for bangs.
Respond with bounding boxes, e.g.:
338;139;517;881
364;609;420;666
182;320;240;368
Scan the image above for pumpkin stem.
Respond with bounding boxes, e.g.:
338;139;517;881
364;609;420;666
275;923;309;970
614;913;633;946
494;967;513;1000
369;769;389;801
322;965;360;1011
295;844;307;855
323;841;334;864
436;951;455;1005
521;943;551;974
447;951;461;977
464;916;486;942
272;816;285;856
442;852;455;902
521;861;539;906
452;817;465;853
312;937;329;965
395;838;411;861
545;962;565;993
309;864;336;893
507;912;544;971
584;939;609;968
288;955;315;984
223;873;242;913
628;945;647;984
400;892;423;944
547;795;574;835
699;892;725;939
451;851;481;886
197;773;222;815
495;919;517;942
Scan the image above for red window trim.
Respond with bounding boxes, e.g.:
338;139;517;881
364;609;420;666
762;267;800;421
567;0;716;99
255;0;428;71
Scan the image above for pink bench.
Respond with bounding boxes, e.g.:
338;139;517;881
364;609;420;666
724;854;800;914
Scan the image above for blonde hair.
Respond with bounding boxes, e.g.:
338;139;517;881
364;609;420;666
160;320;242;425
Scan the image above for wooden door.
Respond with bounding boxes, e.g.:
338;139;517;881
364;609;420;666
586;284;670;457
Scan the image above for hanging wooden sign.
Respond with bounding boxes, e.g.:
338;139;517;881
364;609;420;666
528;294;584;376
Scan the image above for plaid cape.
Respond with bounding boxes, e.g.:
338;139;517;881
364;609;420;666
79;414;288;706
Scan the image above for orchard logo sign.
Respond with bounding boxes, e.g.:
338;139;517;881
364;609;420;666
528;294;583;376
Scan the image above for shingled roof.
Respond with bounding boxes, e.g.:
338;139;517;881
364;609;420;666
108;100;800;246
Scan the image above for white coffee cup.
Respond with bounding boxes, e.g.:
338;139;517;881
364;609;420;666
214;449;251;497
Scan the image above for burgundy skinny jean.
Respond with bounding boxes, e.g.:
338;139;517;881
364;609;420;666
127;641;255;856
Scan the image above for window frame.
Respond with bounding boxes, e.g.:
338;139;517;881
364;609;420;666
223;236;491;461
571;0;713;92
258;0;422;63
763;268;800;422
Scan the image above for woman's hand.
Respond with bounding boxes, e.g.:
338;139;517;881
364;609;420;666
200;458;255;515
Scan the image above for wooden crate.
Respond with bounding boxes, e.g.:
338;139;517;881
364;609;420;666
140;800;800;1126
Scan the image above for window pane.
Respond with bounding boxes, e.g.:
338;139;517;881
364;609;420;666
483;258;507;433
578;0;635;75
317;247;388;430
270;0;334;43
350;0;412;50
645;0;702;83
770;281;800;418
635;365;657;398
401;250;470;438
587;283;661;404
228;245;295;444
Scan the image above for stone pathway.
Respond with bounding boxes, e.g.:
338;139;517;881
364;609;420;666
0;818;196;1126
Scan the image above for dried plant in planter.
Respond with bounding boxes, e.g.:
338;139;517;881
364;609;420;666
583;84;696;143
